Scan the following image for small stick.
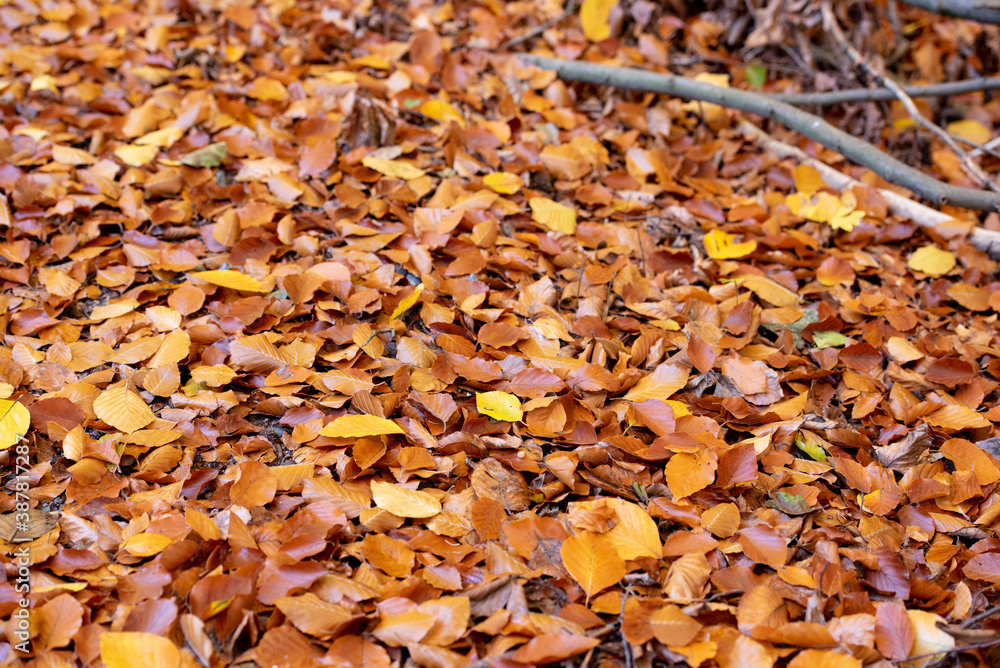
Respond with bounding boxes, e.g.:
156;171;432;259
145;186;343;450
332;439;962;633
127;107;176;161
823;3;1000;193
774;77;1000;106
961;602;1000;629
502;0;577;50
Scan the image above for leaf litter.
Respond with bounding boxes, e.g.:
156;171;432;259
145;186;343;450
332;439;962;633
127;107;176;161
1;0;1000;667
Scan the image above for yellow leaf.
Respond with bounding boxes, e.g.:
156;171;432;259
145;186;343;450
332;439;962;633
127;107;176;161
420;99;465;128
703;229;757;260
192;269;266;292
624;362;689;402
135;127;184;148
483;171;524;194
93;384;155;434
787;191;840;223
371;480;442;518
561;531;626;598
606;498;662;560
735;275;800;307
30;74;57;93
947;119;991;145
100;632;181;668
529;197;577;234
908;246;956;277
52;144;97;165
580;0;618;41
362;156;426;180
121;533;173;557
476;391;523;421
793;164;824;193
664;400;691;418
114;144;159;167
829;207;864;232
390;283;424;320
249;77;288;102
665;450;718;499
0;400;30;450
90;299;140;320
320;414;405;438
700;503;740;538
907;610;955;668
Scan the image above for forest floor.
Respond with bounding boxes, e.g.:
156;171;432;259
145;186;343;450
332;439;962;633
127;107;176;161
3;0;1000;667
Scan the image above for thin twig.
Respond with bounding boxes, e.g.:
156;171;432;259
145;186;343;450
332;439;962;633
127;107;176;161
823;2;1000;193
738;120;1000;255
961;602;1000;629
774;76;1000;106
502;0;577;50
620;585;634;668
905;637;1000;661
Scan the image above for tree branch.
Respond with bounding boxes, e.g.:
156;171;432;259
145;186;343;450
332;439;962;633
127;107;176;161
900;0;1000;23
822;3;1000;193
774;77;1000;106
516;54;1000;213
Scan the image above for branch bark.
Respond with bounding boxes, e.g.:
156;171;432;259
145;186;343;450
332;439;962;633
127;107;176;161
774;77;1000;106
900;0;1000;23
517;54;1000;213
738;121;1000;254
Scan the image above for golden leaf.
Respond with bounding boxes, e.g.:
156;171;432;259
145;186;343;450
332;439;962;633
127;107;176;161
700;502;740;538
908;246;956;277
390;283;424;320
734;275;800;307
114;144;159;167
0;400;30;450
483;172;524;194
100;632;181;668
121;533;173;557
191;269;266;292
947;119;991;145
476;391;523;422
362;156;426;180
420;99;465;128
580;0;618;41
560;530;626;598
529;197;577;235
703;229;757;260
320;414;405;438
135;127;184;148
665;450;718;499
371;480;442;518
93;384;156;434
907;610;955;668
623;362;689;402
606;498;662;560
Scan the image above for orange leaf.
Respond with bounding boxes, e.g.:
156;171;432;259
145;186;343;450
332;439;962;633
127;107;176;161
560;531;626;598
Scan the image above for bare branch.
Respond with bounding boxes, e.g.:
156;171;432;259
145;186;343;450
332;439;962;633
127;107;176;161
774;77;1000;106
